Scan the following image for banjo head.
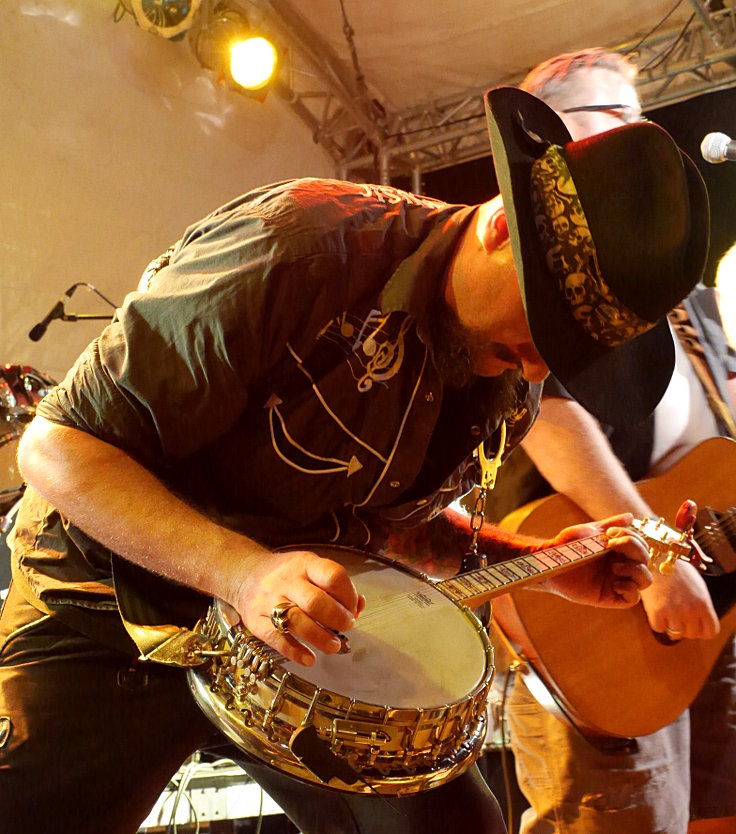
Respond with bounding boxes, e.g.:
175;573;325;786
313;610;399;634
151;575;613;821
279;546;489;707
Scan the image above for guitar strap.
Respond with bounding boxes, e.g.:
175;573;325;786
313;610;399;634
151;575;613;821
668;304;736;439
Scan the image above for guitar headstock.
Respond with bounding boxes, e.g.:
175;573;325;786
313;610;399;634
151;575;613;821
632;500;712;575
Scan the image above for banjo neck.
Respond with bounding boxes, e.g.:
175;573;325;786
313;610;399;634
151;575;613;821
436;507;702;609
438;532;611;609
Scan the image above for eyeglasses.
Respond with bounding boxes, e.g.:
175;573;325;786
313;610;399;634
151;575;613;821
561;103;645;125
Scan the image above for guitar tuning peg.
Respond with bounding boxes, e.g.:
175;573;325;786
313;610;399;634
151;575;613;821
658;551;678;575
675;500;698;533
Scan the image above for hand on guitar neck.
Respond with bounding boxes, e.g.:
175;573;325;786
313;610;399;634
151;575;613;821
531;512;653;607
528;503;711;611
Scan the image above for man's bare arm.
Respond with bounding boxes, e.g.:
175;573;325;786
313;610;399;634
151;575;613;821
18;416;362;665
380;507;547;580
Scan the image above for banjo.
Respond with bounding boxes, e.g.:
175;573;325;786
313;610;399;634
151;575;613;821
187;511;706;796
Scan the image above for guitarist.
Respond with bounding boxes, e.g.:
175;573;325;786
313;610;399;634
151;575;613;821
503;48;736;834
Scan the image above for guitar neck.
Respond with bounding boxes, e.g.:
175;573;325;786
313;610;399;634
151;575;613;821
438;533;611;608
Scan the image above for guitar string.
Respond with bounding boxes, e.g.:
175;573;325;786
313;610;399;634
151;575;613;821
693;512;736;556
695;511;736;534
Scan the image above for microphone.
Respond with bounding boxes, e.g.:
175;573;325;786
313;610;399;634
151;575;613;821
700;132;736;163
28;284;80;342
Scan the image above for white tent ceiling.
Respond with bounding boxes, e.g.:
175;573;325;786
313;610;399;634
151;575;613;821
287;0;695;110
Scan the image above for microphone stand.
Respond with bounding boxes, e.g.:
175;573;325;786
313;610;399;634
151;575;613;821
63;282;118;321
28;282;119;341
57;312;115;323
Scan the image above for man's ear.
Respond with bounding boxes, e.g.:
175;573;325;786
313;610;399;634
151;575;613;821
479;205;509;253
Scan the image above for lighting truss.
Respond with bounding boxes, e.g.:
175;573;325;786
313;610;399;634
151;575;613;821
628;2;736;108
248;0;387;175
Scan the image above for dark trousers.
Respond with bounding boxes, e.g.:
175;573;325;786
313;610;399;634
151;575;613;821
0;582;507;833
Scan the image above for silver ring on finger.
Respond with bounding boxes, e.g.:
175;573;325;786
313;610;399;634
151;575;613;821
270;601;297;634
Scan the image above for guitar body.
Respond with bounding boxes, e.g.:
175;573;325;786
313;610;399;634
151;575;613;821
494;436;736;738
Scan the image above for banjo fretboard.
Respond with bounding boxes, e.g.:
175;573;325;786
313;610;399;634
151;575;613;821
438;533;610;607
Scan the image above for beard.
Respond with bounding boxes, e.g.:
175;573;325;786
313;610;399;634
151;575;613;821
427;293;525;415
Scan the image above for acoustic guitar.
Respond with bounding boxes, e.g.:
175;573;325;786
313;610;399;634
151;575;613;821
493;436;736;739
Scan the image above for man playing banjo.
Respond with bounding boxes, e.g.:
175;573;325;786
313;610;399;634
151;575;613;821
0;87;710;833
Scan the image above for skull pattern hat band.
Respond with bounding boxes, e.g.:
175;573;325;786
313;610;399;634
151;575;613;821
484;86;710;428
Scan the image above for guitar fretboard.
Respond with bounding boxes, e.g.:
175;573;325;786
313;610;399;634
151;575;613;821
439;533;609;607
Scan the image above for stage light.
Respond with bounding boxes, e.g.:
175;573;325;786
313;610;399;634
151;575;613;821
230;36;277;90
193;4;278;95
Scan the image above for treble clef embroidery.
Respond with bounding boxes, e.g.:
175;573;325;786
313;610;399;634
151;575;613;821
356;317;411;391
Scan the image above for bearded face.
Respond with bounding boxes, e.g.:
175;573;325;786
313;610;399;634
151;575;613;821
426;291;524;415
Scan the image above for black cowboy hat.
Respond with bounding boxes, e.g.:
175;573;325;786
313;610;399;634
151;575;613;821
485;86;710;427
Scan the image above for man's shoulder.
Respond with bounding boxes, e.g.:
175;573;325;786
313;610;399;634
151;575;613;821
186;178;451;239
263;178;453;217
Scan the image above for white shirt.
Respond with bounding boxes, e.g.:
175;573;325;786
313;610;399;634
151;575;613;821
649;326;718;474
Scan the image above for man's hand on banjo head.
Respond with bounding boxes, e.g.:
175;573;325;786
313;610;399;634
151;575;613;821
231;548;365;666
